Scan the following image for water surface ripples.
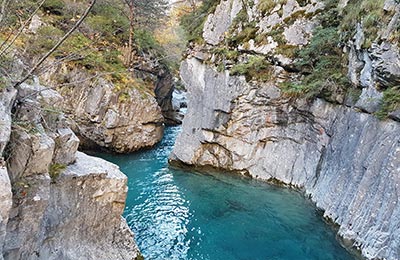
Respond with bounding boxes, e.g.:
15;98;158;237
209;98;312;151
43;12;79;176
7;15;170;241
98;127;354;260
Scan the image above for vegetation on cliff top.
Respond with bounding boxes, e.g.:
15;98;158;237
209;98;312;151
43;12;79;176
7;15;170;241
0;0;172;96
179;0;399;118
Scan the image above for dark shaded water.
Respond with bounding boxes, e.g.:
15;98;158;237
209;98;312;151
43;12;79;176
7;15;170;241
98;127;353;260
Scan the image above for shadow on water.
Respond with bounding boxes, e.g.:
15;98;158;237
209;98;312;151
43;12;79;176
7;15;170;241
96;127;355;260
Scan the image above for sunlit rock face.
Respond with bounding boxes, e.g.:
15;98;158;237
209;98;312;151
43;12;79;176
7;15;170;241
0;82;140;259
171;0;400;258
55;70;164;153
173;56;400;260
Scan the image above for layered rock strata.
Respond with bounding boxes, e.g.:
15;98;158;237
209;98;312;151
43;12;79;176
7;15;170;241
0;82;140;259
52;68;164;153
171;0;400;259
172;56;400;260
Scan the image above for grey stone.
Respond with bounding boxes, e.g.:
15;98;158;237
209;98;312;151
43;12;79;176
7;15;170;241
4;152;139;260
172;58;400;260
0;88;17;156
53;128;79;165
244;38;278;55
282;0;300;19
370;42;400;87
354;23;365;50
258;12;282;34
0;166;12;260
347;46;364;87
27;15;42;34
59;69;164;153
104;109;119;129
35;152;139;260
360;52;374;88
203;0;242;45
283;19;316;46
338;0;349;9
389;109;400;121
355;85;383;113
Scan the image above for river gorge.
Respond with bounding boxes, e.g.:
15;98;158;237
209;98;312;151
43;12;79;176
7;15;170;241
99;127;355;260
0;0;399;259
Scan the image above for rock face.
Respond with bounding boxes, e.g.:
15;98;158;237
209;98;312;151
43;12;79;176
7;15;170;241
154;69;184;125
52;68;164;153
35;152;139;260
203;0;243;45
171;0;400;259
0;88;17;260
0;82;140;259
0;166;12;260
172;57;400;260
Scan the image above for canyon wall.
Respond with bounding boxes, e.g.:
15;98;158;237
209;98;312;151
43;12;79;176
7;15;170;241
0;81;140;259
171;0;400;259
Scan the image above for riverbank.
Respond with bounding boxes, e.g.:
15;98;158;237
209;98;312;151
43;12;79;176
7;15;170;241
98;127;354;260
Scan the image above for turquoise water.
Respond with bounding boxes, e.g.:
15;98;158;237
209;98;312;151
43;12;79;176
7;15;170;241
98;127;354;260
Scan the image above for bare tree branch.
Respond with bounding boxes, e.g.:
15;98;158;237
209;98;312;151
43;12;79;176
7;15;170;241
14;0;97;88
0;0;46;57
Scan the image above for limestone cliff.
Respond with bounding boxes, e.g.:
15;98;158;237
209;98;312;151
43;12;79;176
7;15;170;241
41;65;164;153
171;0;400;259
0;82;140;259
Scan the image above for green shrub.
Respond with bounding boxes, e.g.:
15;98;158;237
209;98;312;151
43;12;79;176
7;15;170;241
49;163;66;180
230;55;273;81
257;0;276;15
28;25;64;55
135;253;145;260
134;29;161;53
283;14;350;100
340;0;385;45
376;86;400;119
42;0;66;15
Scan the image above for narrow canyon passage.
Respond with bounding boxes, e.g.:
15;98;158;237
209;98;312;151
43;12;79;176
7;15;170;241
97;127;354;260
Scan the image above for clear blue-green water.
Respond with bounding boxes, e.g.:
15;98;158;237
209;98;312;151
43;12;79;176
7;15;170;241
97;127;354;260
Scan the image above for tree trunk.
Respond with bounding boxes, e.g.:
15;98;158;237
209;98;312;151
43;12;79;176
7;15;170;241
127;2;134;67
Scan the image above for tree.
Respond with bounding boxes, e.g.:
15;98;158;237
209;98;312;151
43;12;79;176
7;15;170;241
0;0;97;88
15;0;97;87
121;0;168;66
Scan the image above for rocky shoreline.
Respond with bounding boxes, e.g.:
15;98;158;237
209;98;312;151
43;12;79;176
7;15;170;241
0;82;141;259
170;0;400;259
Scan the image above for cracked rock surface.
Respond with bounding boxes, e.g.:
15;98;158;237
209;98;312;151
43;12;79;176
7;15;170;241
171;58;400;260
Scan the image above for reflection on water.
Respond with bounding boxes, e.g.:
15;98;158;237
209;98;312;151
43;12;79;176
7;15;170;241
98;127;353;260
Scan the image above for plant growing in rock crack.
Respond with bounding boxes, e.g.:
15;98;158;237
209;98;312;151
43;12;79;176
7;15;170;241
281;0;350;102
376;86;400;119
49;163;66;181
230;55;273;82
